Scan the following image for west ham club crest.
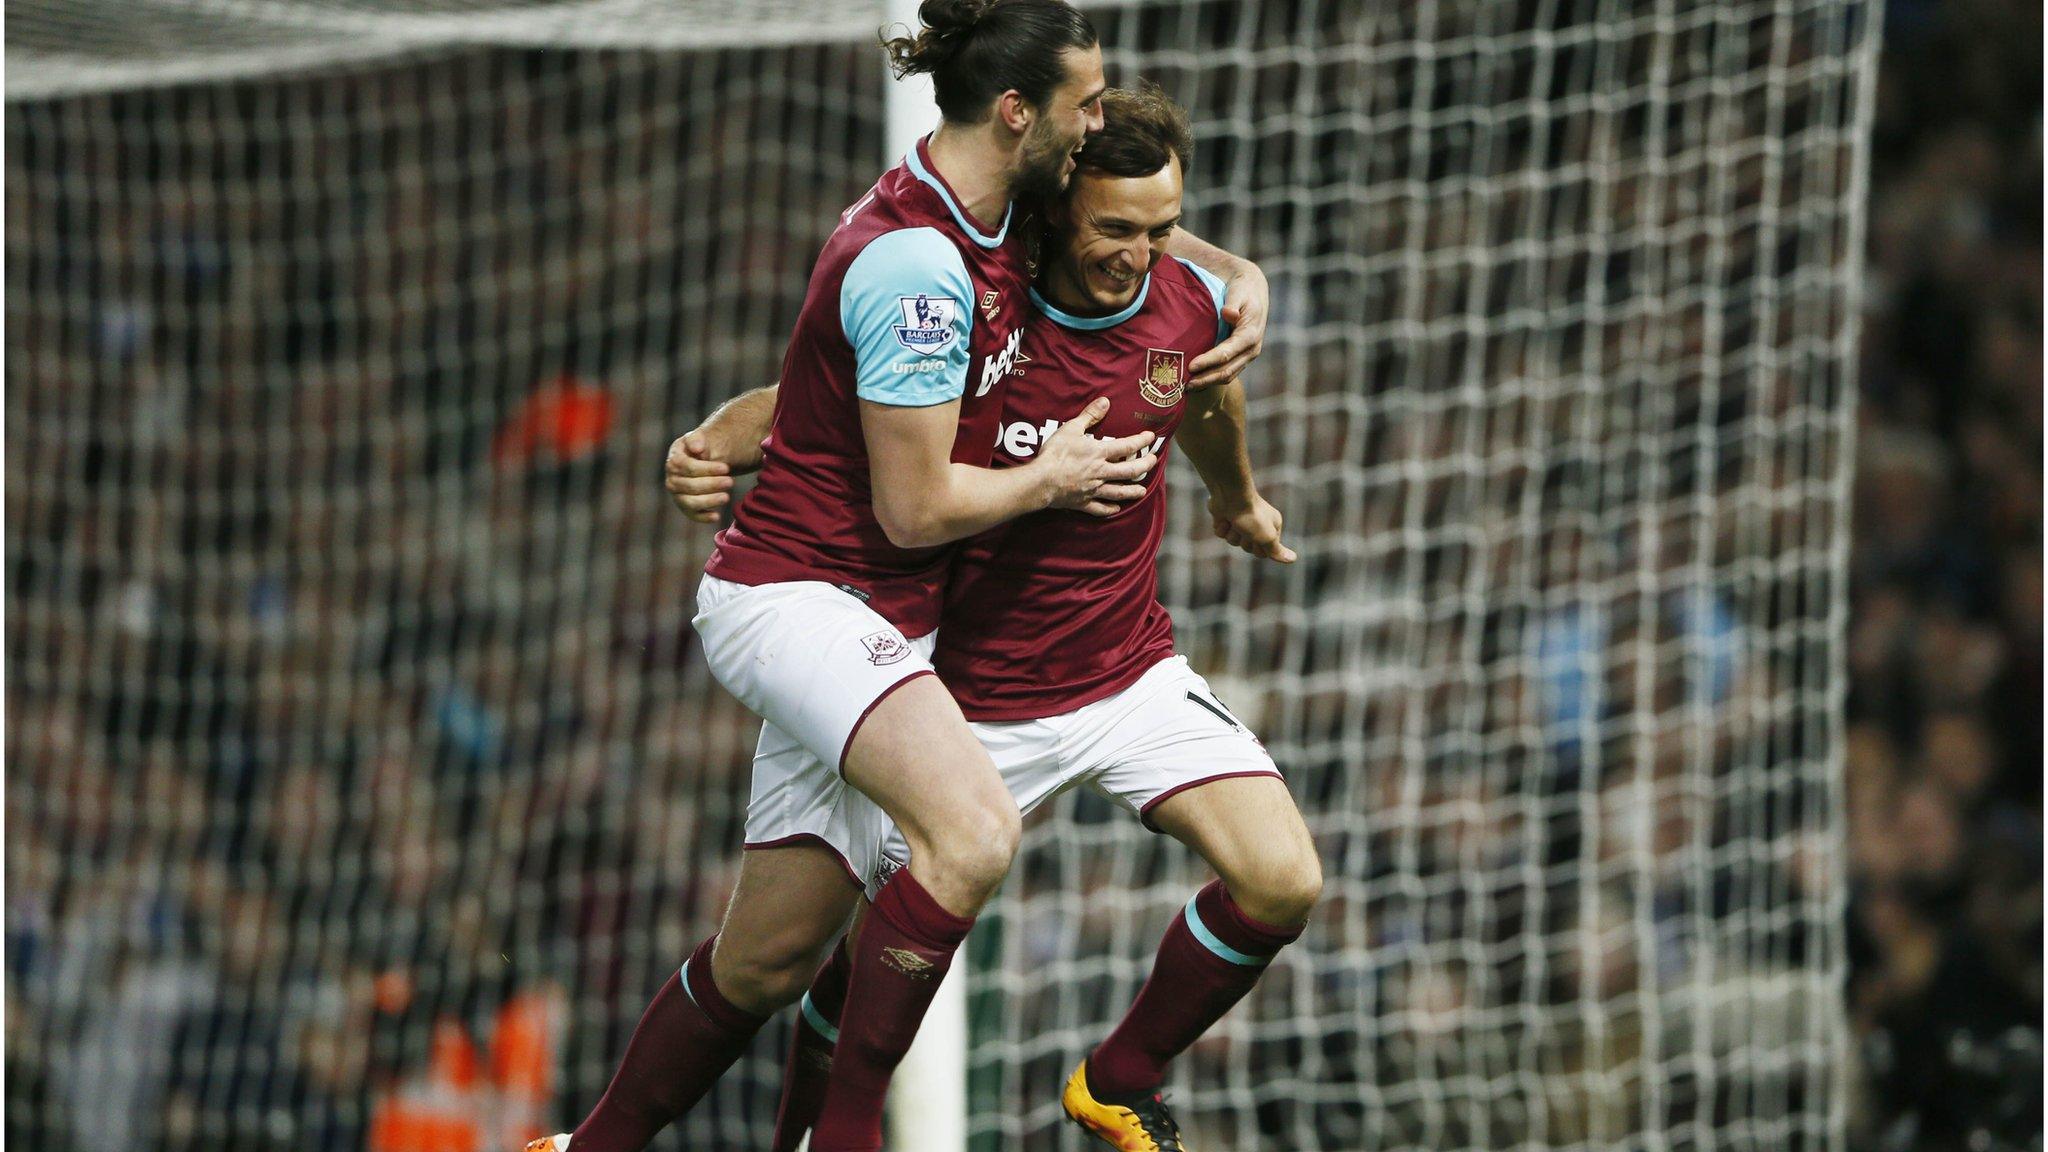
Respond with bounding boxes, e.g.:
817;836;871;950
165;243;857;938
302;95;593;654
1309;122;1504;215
860;630;910;666
1140;348;1186;407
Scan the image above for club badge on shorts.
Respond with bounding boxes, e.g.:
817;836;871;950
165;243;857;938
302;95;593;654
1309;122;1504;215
860;630;910;666
871;853;904;890
1140;347;1185;407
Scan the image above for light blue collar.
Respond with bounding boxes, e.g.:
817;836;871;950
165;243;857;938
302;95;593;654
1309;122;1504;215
1029;274;1151;330
905;136;1010;249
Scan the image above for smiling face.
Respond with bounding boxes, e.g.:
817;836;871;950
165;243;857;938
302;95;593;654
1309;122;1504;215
1042;153;1185;314
1010;44;1108;201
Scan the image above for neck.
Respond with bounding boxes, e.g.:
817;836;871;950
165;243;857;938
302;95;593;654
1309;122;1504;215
926;123;1014;232
1036;257;1137;319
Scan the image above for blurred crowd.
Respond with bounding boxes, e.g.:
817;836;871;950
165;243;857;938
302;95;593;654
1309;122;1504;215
1840;0;2042;1147
4;3;2038;1152
6;44;856;1152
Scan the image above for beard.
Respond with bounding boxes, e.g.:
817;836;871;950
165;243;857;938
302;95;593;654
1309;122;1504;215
1011;119;1079;203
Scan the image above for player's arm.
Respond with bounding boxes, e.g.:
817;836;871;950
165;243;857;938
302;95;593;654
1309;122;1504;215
864;395;1150;548
1162;228;1268;390
1169;254;1292;560
663;384;1151;536
665;383;778;523
845;228;1154;549
1178;377;1295;564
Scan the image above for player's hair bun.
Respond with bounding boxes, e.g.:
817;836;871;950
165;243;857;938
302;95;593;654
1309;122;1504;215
884;0;992;78
921;0;995;38
879;0;1096;123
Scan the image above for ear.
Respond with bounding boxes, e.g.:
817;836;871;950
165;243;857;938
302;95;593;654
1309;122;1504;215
995;89;1033;136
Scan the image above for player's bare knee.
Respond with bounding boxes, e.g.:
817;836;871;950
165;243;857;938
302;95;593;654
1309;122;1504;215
725;955;817;1010
916;802;1020;897
711;935;825;1011
954;802;1022;889
1231;849;1322;928
985;797;1024;859
1277;853;1325;924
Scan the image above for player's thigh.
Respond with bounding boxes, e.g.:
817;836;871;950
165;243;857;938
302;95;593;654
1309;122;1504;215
712;840;864;1011
1149;774;1320;909
869;717;1067;896
841;675;1018;873
743;717;894;889
694;574;934;773
1079;656;1282;831
1080;657;1319;920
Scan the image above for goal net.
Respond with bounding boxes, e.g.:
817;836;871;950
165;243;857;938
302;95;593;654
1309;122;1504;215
5;2;1881;1151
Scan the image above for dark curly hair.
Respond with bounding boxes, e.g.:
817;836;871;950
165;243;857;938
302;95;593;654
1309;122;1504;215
880;0;1098;125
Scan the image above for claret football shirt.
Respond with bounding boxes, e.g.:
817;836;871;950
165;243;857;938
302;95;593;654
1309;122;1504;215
936;254;1230;720
707;138;1035;639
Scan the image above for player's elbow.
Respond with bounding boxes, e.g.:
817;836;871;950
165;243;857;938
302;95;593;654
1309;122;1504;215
880;520;942;549
873;496;944;550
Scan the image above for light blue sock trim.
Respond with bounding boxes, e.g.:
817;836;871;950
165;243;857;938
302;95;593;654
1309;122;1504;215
1183;895;1267;967
678;959;701;1008
800;993;841;1045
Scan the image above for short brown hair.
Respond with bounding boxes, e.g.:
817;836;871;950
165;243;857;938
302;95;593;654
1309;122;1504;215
1074;82;1193;180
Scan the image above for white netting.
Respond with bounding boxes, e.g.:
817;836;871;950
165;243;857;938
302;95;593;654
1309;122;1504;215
6;2;1880;1151
4;0;880;98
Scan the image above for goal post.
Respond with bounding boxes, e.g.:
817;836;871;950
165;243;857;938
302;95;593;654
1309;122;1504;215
6;3;1881;1152
877;3;973;1151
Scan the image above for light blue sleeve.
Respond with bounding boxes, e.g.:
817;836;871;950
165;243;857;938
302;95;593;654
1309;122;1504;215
841;228;975;407
1174;256;1233;346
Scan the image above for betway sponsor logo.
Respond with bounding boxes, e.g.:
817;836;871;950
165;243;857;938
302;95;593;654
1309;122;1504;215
995;417;1165;461
975;327;1024;397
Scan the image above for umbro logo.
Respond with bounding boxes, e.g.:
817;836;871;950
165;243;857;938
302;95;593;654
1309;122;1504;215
981;290;1001;322
881;947;938;979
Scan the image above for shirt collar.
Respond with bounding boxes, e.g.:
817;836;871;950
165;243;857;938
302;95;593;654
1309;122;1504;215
1029;274;1151;329
906;136;1010;249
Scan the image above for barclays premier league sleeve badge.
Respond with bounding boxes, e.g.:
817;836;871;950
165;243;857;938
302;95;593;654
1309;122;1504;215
894;294;960;356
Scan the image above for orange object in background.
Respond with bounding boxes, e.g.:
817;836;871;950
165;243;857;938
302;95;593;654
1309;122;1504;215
369;984;565;1152
492;376;616;472
487;985;568;1149
369;1020;482;1152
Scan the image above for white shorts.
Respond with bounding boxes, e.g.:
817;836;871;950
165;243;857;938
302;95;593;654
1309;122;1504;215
694;574;937;886
871;654;1281;892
